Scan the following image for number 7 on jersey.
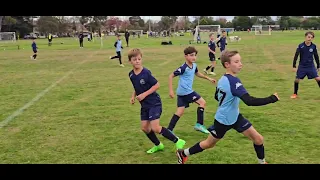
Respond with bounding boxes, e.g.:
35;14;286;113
215;88;226;106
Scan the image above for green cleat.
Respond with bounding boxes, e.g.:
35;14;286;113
194;123;210;134
146;143;164;154
175;139;186;150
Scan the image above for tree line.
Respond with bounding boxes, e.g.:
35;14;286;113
1;16;320;37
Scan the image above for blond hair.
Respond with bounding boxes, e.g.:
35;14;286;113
128;48;143;61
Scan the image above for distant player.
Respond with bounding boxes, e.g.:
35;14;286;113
48;33;53;46
168;46;216;134
176;50;280;164
291;31;320;99
128;48;186;154
109;35;124;67
216;30;228;60
203;33;217;76
125;29;130;47
30;39;38;60
78;33;84;48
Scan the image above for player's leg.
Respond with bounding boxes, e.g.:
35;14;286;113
176;120;228;164
291;68;306;98
315;76;320;87
234;114;266;164
33;50;37;60
140;108;163;154
117;52;124;67
209;59;216;75
149;106;186;149
307;68;320;87
167;96;186;132
193;92;209;134
126;38;129;47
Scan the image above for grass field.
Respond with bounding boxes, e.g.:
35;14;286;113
0;31;319;164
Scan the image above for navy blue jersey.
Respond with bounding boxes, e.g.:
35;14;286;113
217;37;227;49
129;68;161;108
293;42;320;68
31;42;37;50
208;40;216;56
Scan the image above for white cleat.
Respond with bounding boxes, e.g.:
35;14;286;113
209;72;216;76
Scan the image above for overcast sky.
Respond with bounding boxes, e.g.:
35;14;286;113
140;16;279;22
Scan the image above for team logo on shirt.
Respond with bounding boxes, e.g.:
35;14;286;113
140;79;145;84
235;82;243;89
309;48;313;52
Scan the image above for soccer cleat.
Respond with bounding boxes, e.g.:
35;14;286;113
120;64;125;67
194;123;210;134
203;69;208;74
209;72;216;76
258;159;268;164
176;149;188;164
109;56;112;59
175;139;186;150
290;94;298;99
146;143;164;154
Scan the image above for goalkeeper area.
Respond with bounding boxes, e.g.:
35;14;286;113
253;25;272;35
193;25;221;42
0;32;18;50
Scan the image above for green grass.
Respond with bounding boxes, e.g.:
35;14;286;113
0;31;319;164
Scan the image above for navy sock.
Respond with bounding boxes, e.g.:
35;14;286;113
182;142;204;157
160;127;178;143
205;65;211;70
167;114;180;131
294;82;299;94
253;144;265;159
197;107;205;125
146;131;160;146
211;67;215;72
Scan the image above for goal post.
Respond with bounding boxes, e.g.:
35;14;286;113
193;25;221;42
254;25;272;35
0;32;16;42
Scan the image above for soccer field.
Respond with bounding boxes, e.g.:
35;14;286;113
0;31;319;164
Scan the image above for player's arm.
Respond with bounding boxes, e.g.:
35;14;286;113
231;79;278;106
216;39;221;47
214;87;219;101
195;68;216;83
169;66;185;98
314;46;320;69
208;44;215;54
114;41;117;47
293;46;300;68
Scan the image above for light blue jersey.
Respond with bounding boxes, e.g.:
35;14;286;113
116;40;122;52
173;63;198;96
214;74;248;125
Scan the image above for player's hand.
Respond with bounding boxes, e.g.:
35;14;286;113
208;77;216;83
136;93;146;102
317;68;320;72
169;90;175;99
292;68;297;72
273;93;280;100
130;97;135;104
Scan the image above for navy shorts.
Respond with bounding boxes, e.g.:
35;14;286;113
209;54;216;61
177;91;201;108
207;114;252;139
220;47;225;52
296;67;318;79
140;105;162;121
33;49;37;53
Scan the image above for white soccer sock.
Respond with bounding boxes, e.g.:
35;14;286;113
258;158;266;164
183;149;190;156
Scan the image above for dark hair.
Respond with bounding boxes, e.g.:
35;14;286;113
221;30;226;33
184;46;198;55
305;31;315;38
220;50;239;68
128;48;142;61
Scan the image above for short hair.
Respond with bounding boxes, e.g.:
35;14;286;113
221;30;226;33
209;33;214;37
305;31;315;38
220;50;239;68
128;48;142;61
184;46;198;55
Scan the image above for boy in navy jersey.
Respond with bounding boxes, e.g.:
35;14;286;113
128;48;186;154
217;30;227;60
204;33;217;75
176;50;279;164
291;31;320;99
30;39;38;60
167;46;216;134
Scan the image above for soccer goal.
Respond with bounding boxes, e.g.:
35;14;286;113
129;30;143;38
221;28;235;33
0;32;16;42
193;25;221;42
254;25;272;35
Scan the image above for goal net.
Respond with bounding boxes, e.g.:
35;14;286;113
254;25;271;35
129;30;143;37
0;32;16;42
193;25;221;42
221;28;234;34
